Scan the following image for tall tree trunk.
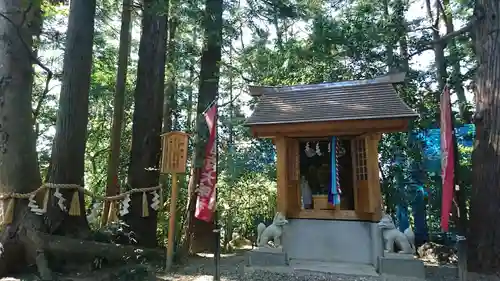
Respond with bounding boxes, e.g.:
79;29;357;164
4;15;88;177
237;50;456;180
102;0;133;227
442;0;470;121
162;18;178;133
185;28;198;134
125;0;167;247
382;0;395;72
399;34;410;73
223;48;235;250
394;0;409;73
425;0;447;93
272;9;283;51
47;0;96;237
468;1;500;275
181;0;223;255
0;1;53;278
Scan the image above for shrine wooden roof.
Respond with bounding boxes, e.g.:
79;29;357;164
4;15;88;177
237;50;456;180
245;73;418;126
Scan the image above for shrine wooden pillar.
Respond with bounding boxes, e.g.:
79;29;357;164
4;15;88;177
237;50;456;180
366;133;382;221
275;136;288;215
286;138;300;213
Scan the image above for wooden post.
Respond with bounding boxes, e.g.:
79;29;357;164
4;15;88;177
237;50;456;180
166;173;178;271
275;136;288;215
160;131;189;272
367;134;382;219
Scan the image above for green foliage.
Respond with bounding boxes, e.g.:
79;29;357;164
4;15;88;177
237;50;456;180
218;172;277;238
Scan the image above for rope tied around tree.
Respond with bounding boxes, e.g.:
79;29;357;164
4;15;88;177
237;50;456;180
0;183;164;226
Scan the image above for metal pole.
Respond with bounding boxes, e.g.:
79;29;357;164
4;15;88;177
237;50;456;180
457;235;467;281
213;98;221;281
166;173;179;271
447;86;467;281
214;209;221;281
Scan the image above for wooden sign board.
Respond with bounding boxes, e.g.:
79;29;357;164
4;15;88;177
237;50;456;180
160;131;189;174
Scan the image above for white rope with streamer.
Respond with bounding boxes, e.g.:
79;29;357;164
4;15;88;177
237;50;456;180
316;142;322;156
53;188;66;212
0;183;164;226
119;194;131;216
28;193;44;215
87;202;103;224
150;191;160;211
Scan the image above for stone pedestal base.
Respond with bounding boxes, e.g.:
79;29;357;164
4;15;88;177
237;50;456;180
378;253;425;280
247;247;289;266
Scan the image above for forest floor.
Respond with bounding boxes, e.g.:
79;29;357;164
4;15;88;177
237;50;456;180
1;245;496;280
158;247;469;281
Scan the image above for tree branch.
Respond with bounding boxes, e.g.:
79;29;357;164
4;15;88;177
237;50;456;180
408;25;438;33
0;9;54;120
33;73;54;121
0;11;53;76
220;90;243;108
33;84;58;121
220;60;258;83
407;19;476;59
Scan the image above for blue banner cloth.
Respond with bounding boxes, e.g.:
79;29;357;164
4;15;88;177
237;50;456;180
328;136;341;205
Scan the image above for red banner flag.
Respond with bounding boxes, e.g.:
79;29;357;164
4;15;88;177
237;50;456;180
195;104;218;222
440;86;455;232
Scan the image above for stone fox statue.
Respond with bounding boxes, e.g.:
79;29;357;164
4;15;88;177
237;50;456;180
256;212;288;248
378;214;416;254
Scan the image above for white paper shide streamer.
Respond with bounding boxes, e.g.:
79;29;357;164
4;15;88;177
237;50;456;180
315;142;322;156
87;202;102;224
53;188;66;212
28;193;44;215
304;142;316;157
150;191;160;211
119;193;131;216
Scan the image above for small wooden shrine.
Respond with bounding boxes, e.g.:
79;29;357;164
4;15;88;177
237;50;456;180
245;73;418;266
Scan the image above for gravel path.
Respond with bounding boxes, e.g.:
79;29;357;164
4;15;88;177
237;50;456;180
157;250;468;281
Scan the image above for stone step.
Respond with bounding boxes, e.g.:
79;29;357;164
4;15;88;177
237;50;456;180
290;260;379;276
381;274;426;281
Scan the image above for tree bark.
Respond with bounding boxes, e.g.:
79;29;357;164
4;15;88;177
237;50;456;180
185;27;198;135
0;1;53;278
47;0;96;237
162;17;178;133
102;0;133;227
125;0;167;248
468;0;500;275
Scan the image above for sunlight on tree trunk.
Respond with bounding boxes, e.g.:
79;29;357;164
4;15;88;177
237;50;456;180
468;0;500;275
186;28;198;135
0;0;52;278
47;0;96;238
163;15;179;133
125;0;167;247
102;0;133;227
